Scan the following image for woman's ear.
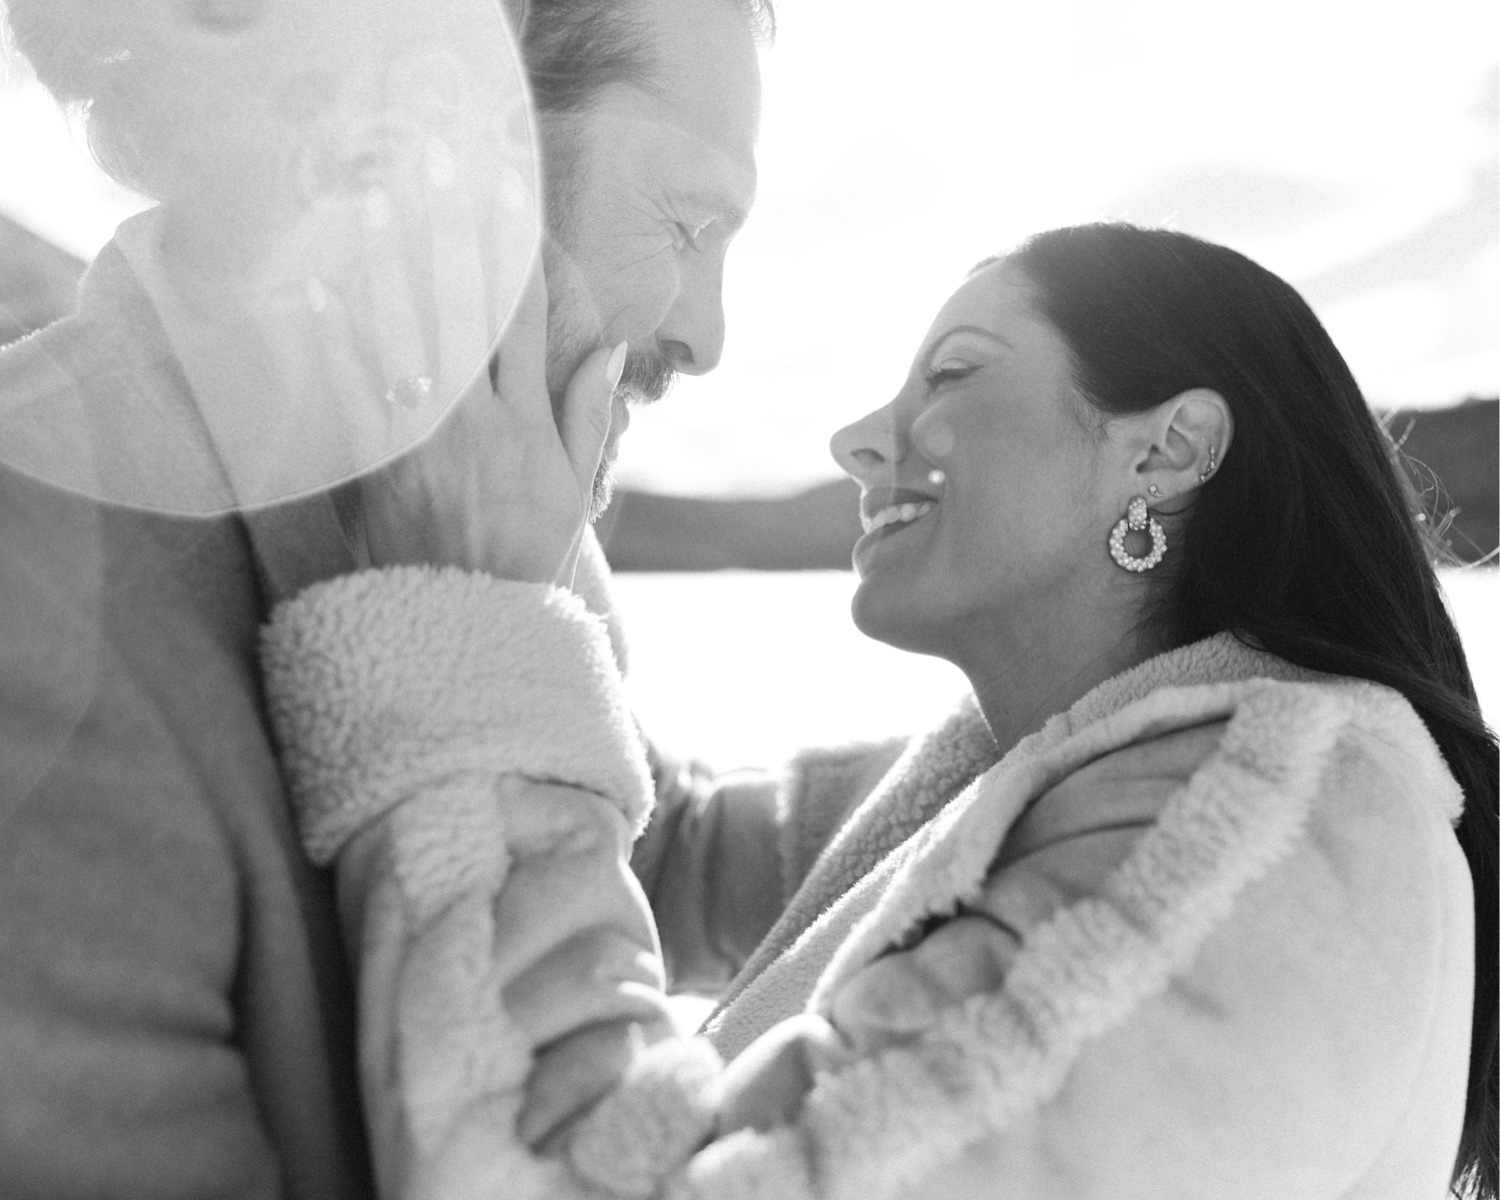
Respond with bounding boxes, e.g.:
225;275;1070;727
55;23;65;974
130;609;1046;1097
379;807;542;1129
1133;388;1233;500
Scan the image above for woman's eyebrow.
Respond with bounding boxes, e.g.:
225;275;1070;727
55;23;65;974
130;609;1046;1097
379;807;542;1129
924;324;1012;365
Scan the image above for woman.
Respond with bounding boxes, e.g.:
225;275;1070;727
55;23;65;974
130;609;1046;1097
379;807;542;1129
264;224;1496;1198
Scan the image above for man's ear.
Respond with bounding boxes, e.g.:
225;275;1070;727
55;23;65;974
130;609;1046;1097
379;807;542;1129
1131;388;1233;500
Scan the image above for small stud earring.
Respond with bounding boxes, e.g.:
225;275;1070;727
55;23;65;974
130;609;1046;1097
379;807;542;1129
1108;496;1167;573
927;469;947;486
1148;483;1162;499
1198;445;1218;483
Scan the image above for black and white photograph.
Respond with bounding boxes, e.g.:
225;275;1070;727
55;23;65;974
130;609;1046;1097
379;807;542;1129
0;0;1495;1196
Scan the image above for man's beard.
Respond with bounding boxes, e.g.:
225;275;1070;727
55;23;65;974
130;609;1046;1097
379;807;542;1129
538;235;680;515
616;344;678;406
583;342;679;518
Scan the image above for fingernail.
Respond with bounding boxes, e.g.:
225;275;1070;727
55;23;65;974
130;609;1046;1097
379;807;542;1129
497;163;529;212
423;136;458;191
306;275;328;314
604;341;628;391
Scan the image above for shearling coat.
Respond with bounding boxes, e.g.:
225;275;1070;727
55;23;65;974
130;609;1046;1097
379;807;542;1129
263;566;716;1200
264;564;1474;1200
682;635;1473;1200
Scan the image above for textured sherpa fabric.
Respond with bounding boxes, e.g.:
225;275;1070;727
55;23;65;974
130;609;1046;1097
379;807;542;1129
262;566;710;1200
775;736;910;907
706;696;1000;1056
686;633;1472;1200
568;1036;725;1198
262;564;653;863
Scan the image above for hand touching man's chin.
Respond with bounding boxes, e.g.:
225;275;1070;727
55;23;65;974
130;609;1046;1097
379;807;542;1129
568;342;679;518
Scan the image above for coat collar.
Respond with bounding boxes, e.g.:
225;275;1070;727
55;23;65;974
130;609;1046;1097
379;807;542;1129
808;632;1454;1014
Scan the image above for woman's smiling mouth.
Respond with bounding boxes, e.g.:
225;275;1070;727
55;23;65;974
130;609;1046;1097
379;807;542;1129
854;487;942;570
861;500;936;534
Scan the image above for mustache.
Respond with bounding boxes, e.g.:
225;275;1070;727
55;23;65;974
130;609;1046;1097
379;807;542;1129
617;345;679;404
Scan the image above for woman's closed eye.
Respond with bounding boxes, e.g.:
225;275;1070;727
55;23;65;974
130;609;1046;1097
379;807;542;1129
922;363;977;389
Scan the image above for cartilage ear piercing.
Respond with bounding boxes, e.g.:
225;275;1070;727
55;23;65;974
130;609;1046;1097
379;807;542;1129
1108;496;1167;572
1198;444;1218;483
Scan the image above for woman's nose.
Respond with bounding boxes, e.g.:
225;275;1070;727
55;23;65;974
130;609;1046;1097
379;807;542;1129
831;404;903;482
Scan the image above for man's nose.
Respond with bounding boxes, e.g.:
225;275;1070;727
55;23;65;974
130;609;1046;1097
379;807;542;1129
657;257;727;375
830;403;903;482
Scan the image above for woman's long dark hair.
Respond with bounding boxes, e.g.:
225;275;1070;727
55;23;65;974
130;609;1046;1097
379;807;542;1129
1009;223;1497;1199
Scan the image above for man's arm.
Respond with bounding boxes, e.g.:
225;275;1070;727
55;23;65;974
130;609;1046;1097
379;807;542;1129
630;734;909;998
628;750;788;996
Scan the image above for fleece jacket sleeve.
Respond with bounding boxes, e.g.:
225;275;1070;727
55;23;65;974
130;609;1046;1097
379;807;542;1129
263;567;725;1200
670;684;1473;1200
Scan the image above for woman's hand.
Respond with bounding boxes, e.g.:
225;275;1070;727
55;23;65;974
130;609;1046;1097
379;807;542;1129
360;265;625;587
717;876;1025;1135
828;905;1021;1058
716;1013;852;1135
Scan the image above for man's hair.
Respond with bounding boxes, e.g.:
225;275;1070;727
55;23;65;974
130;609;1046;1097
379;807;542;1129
521;0;770;247
520;0;774;116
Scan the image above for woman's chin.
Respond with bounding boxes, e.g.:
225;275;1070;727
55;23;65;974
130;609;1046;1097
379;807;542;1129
851;577;942;657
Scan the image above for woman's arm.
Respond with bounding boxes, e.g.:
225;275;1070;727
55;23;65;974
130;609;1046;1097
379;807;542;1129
262;567;688;1199
687;700;1472;1199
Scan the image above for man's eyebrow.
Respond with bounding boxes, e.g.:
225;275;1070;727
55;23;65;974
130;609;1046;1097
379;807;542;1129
924;324;1012;364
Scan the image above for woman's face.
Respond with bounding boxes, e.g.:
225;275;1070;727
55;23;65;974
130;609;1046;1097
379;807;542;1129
831;262;1117;657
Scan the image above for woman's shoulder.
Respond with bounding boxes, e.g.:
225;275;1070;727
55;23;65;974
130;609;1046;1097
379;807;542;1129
1018;672;1467;920
710;673;1475;1200
1105;671;1463;855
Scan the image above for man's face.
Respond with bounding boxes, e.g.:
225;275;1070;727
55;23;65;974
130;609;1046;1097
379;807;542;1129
539;0;761;509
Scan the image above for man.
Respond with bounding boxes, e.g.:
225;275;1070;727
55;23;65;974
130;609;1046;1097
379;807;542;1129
493;0;761;524
0;0;766;1195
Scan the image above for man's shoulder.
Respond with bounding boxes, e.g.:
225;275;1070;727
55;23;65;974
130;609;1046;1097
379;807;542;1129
0;464;271;820
0;462;262;649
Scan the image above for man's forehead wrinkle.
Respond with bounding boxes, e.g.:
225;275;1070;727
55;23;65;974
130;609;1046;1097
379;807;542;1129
625;121;755;229
607;80;757;172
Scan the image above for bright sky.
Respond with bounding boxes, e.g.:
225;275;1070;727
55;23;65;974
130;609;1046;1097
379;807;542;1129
1;0;1496;497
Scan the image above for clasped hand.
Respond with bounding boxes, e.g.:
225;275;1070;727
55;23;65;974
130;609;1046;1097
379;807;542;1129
717;869;1025;1136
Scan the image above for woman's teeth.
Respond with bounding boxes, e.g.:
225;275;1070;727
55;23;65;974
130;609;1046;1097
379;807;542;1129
862;501;936;534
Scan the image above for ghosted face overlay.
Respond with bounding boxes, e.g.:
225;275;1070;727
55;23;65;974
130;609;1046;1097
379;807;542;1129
540;0;761;510
830;263;1117;658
